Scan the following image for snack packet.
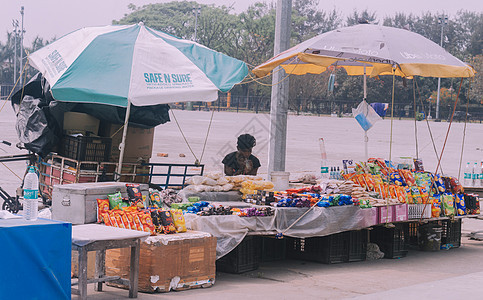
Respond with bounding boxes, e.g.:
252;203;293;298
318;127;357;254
108;192;128;210
455;193;466;216
170;209;187;232
441;193;455;217
126;184;144;208
430;196;441;218
389;172;405;186
149;190;163;208
96;198;110;223
158;210;177;234
410;186;422;204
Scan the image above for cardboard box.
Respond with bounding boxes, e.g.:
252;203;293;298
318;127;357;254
106;232;216;293
71;251;96;279
63;112;100;135
99;122;154;163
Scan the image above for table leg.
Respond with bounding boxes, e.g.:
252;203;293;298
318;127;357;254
95;249;106;292
129;239;140;298
78;247;88;300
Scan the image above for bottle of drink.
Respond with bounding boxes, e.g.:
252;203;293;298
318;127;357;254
480;161;483;187
464;162;472;187
23;166;39;221
319;138;329;180
336;166;341;180
473;162;479;187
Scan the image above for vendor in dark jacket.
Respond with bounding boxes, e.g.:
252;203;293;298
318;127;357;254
222;134;261;176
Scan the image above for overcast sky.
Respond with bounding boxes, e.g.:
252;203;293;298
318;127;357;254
2;0;482;45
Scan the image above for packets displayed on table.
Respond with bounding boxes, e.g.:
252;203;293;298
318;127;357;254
455;193;467;216
441;193;455;217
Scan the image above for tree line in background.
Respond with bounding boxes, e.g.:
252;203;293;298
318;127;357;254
0;0;481;118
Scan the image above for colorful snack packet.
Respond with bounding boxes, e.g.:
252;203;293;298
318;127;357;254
149;190;163;208
431;174;446;194
170;209;187;233
410;186;422;204
113;210;125;229
441;193;455;217
108;211;119;228
419;187;429;204
389;172;405;186
139;211;156;235
455;193;466;216
108;192;128;210
158;210;177;234
126;184;144;208
102;212;112;226
363;174;375;191
96;198;110;223
395;186;407;203
430;196;441;218
399;169;416;186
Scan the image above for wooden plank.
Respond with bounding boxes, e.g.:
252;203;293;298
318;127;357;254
129;240;140;298
95;249;106;291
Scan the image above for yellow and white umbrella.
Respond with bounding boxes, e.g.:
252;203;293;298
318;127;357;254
253;24;475;78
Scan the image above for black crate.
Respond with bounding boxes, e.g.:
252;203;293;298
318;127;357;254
216;236;260;274
349;230;368;262
60;135;111;162
260;236;286;262
441;219;462;248
286;232;350;264
371;223;409;259
408;222;419;247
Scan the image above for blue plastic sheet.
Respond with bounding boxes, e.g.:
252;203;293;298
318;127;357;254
0;218;71;300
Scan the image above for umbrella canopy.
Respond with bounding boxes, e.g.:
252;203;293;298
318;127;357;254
29;23;248;106
253;24;475;78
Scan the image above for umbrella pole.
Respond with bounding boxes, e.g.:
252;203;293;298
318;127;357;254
115;99;132;181
363;65;368;161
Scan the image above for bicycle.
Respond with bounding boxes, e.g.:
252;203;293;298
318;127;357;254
0;140;42;213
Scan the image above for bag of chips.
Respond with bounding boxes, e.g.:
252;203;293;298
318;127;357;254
158;210;177;234
96;198;110;223
419;187;429;204
108;211;119;227
102;212;112;226
126;184;144;208
149;189;163;208
139;211;156;235
410;186;422;204
170;209;187;233
150;210;162;233
441;193;455;217
430;196;441;218
389;172;405;186
455;193;466;216
108;192;128;210
396;186;407;203
399;169;416;186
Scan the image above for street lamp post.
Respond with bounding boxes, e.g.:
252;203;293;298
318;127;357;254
435;14;447;120
186;5;201;111
19;6;25;87
12;19;19;85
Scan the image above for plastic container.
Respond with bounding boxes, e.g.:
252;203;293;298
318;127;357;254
441;219;462;248
286;232;350;264
216;236;260;273
464;162;472;187
23;166;39;221
319;138;329;180
370;223;409;259
270;171;290;191
60;135;112;162
418;223;442;251
473;162;479;187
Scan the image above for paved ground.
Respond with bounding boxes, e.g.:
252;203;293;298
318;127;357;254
2;101;483;299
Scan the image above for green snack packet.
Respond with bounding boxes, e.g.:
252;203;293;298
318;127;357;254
108;191;123;210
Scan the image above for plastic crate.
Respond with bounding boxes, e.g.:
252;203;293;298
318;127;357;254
408;222;419;247
408;204;432;219
60;135;111;162
216;236;260;274
371;223;409;259
286;232;350;264
441;219;462;248
348;230;368;262
260;236;286;262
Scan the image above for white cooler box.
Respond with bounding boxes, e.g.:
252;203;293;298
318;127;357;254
52;182;148;225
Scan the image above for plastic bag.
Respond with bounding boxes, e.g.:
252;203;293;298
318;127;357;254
352;100;382;131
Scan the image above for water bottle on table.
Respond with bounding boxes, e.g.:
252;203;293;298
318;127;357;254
23;166;39;221
464;162;472;187
472;162;479;187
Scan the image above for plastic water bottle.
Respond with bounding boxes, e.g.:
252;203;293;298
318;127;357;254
473;162;479;187
464;162;472;187
319;138;329;180
23;166;39;221
480;161;483;187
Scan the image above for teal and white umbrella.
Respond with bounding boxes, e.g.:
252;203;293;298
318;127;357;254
29;22;248;106
29;22;248;175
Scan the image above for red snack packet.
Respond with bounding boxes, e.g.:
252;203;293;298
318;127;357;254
102;213;112;226
114;211;125;229
96;198;110;223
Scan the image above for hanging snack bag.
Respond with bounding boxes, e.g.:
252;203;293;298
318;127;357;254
430;196;442;218
455;193;466;216
441;193;455;217
399;169;416;186
431;174;446;194
126;184;144;208
413;158;424;172
389;172;405;186
449;177;464;194
395;186;407;203
96;198;110;223
410;186;422;204
419;187;429;204
149;189;163;208
388;185;398;199
363;174;375;191
158;210;177;234
171;209;187;232
108;192;127;210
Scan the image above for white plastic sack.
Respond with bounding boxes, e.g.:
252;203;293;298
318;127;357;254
352;100;382;131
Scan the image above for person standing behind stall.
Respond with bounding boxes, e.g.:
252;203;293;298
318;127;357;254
222;134;261;176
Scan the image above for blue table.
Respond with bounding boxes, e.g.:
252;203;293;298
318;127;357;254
0;218;71;300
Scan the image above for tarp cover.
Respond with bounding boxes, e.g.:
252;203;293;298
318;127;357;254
185;206;377;258
11;73;170;157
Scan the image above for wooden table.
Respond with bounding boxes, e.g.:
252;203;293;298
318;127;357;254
71;224;149;300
